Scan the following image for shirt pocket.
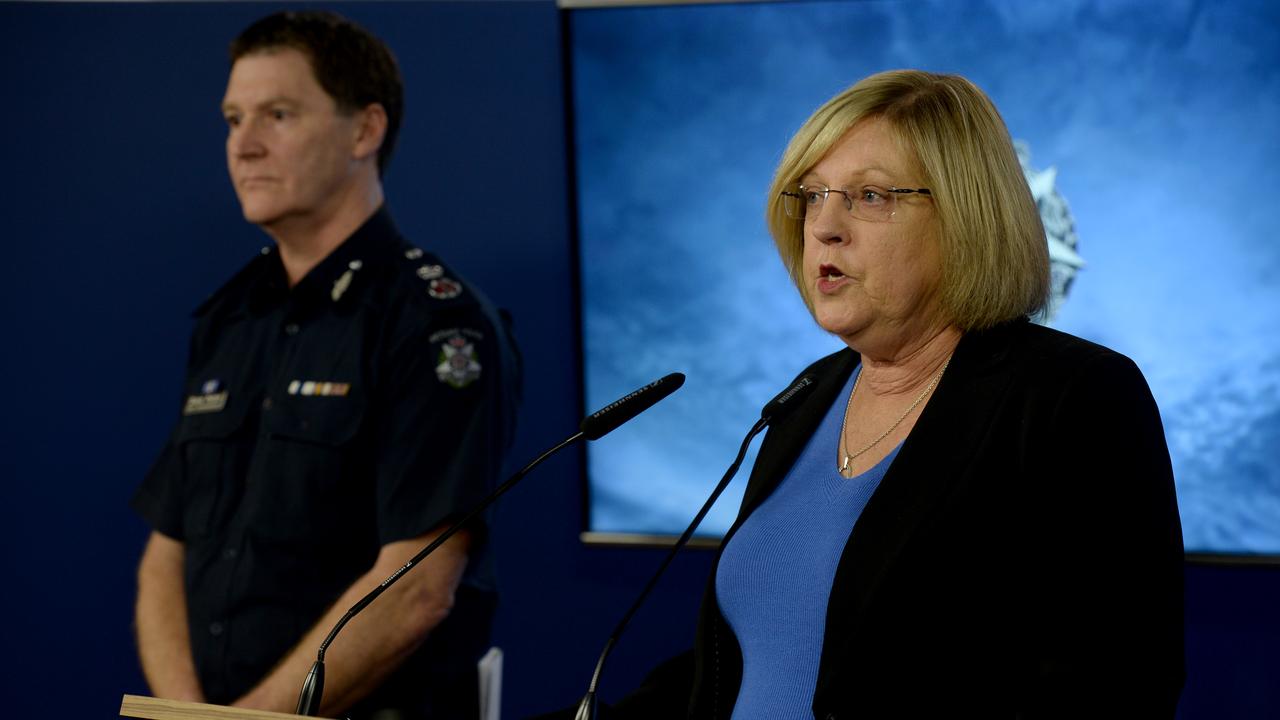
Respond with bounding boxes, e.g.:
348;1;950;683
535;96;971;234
254;398;369;544
175;400;253;538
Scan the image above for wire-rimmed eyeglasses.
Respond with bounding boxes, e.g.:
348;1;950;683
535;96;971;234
780;183;932;223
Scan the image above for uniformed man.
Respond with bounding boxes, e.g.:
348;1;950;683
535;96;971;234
131;11;520;719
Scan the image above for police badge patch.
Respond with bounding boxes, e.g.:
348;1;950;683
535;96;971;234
435;332;483;388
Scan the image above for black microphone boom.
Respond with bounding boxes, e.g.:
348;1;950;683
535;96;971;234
294;372;685;716
574;373;818;720
580;373;684;440
761;374;816;420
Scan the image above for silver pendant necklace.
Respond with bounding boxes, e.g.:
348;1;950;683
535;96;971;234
839;356;951;476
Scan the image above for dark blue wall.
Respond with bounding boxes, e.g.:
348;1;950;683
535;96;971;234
0;2;1274;718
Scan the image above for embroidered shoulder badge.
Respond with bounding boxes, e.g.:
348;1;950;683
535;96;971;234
435;332;483;388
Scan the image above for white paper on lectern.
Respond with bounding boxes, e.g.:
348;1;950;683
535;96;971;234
478;646;503;720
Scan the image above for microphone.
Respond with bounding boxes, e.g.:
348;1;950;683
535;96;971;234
581;373;685;440
761;374;816;420
574;374;818;720
295;372;685;716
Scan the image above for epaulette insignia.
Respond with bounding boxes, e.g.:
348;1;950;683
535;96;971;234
402;247;463;300
427;277;463;300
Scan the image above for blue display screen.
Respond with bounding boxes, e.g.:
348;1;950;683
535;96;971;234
570;0;1280;555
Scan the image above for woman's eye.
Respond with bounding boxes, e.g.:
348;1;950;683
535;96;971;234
860;187;888;206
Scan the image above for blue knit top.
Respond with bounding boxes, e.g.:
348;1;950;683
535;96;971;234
715;368;900;720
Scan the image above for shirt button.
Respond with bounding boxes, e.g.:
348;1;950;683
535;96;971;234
262;397;273;411
209;622;225;637
284;323;300;336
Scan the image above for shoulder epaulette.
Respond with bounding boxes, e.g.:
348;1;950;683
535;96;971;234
396;245;472;306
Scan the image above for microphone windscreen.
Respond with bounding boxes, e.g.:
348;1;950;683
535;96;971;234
580;372;685;441
760;374;817;420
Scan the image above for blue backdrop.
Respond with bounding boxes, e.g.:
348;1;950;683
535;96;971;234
573;0;1280;555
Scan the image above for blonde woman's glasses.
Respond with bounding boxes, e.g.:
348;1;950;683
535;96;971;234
780;184;931;223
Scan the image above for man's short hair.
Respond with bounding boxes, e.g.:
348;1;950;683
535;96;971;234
766;70;1050;331
230;10;404;176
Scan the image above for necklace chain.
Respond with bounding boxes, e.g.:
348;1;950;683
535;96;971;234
839;356;951;476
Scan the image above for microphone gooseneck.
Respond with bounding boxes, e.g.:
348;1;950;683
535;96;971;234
575;416;766;720
574;373;818;718
294;373;685;715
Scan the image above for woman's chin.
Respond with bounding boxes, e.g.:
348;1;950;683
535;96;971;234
814;312;869;341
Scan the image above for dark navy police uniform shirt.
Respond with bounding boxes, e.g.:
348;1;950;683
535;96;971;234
132;208;521;717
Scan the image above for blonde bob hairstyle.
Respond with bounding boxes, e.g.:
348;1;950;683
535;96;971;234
765;70;1050;331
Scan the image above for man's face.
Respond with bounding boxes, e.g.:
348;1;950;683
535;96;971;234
221;48;363;228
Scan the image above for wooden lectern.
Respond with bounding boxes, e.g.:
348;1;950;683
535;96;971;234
120;695;335;720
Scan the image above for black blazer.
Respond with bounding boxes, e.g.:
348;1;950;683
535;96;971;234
613;320;1185;720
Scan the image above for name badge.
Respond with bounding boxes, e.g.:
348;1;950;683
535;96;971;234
183;391;228;415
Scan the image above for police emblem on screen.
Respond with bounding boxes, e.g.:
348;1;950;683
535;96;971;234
1016;141;1085;323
